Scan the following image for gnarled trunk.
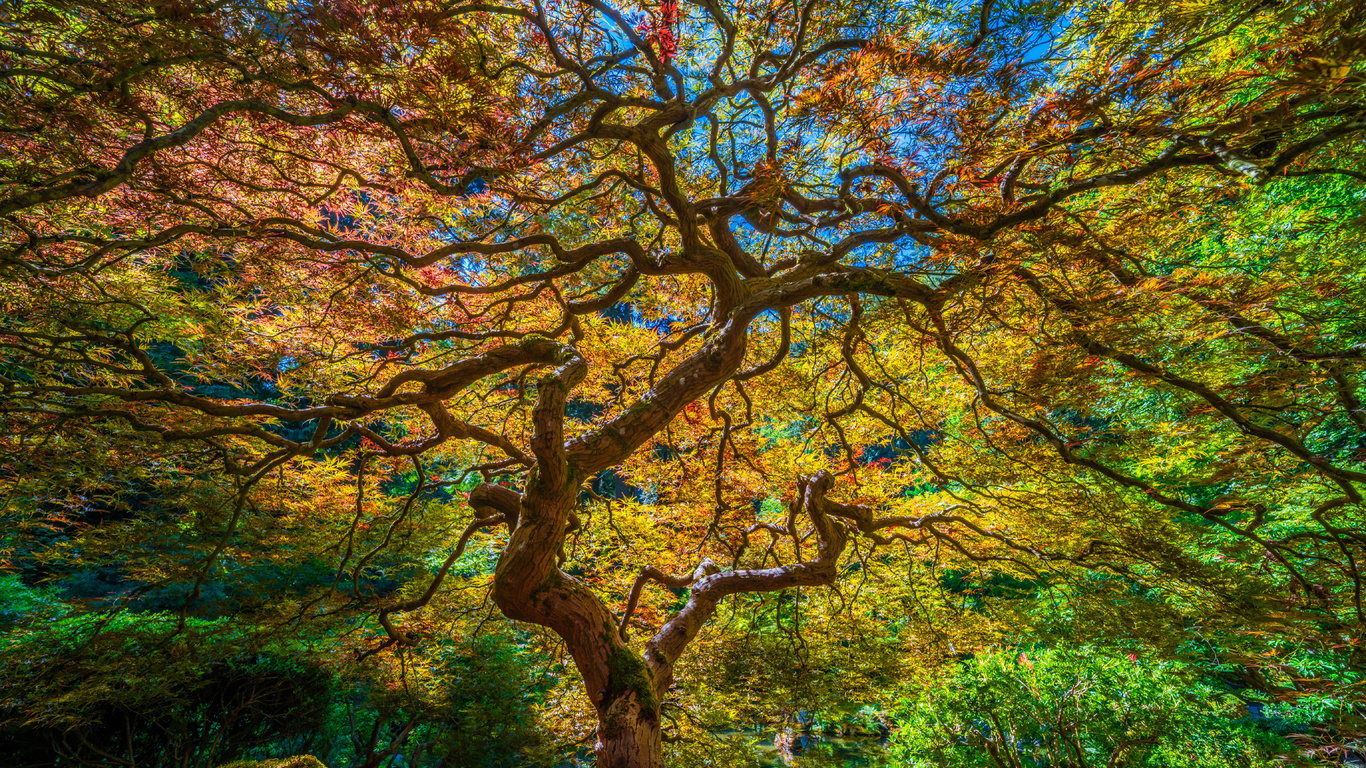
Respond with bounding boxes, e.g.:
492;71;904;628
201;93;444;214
474;342;855;768
491;556;668;767
594;660;664;768
480;348;670;767
491;548;668;766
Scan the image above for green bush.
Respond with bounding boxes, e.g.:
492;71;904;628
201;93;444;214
0;575;63;626
888;646;1287;768
425;631;553;767
0;611;329;768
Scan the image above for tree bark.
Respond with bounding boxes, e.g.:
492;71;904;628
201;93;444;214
479;344;668;767
596;706;664;768
482;467;855;766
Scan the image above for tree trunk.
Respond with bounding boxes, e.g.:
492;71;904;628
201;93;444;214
480;349;671;767
594;680;664;768
491;553;668;768
479;348;852;768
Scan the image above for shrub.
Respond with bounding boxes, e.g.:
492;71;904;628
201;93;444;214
889;645;1287;768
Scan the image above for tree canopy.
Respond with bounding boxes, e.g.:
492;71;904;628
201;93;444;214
2;0;1365;766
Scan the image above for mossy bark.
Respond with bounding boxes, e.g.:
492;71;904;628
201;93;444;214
494;550;666;765
597;645;663;767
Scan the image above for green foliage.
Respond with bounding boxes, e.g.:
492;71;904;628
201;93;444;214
0;613;330;768
2;0;1365;764
419;632;554;767
889;646;1287;768
0;598;558;768
0;575;63;625
675;589;908;731
0;611;256;725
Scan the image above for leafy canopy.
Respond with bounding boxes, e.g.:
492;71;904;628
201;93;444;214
2;0;1365;764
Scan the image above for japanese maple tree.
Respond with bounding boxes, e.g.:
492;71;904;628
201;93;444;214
3;0;1365;765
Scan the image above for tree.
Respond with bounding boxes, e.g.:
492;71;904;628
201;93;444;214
2;0;1365;765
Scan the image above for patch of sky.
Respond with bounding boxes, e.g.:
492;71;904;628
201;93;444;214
601;301;680;336
600;301;640;324
839;238;937;271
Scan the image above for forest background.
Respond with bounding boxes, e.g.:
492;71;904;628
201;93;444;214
1;0;1365;766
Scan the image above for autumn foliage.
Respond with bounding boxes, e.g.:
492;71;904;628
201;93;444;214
2;0;1366;765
